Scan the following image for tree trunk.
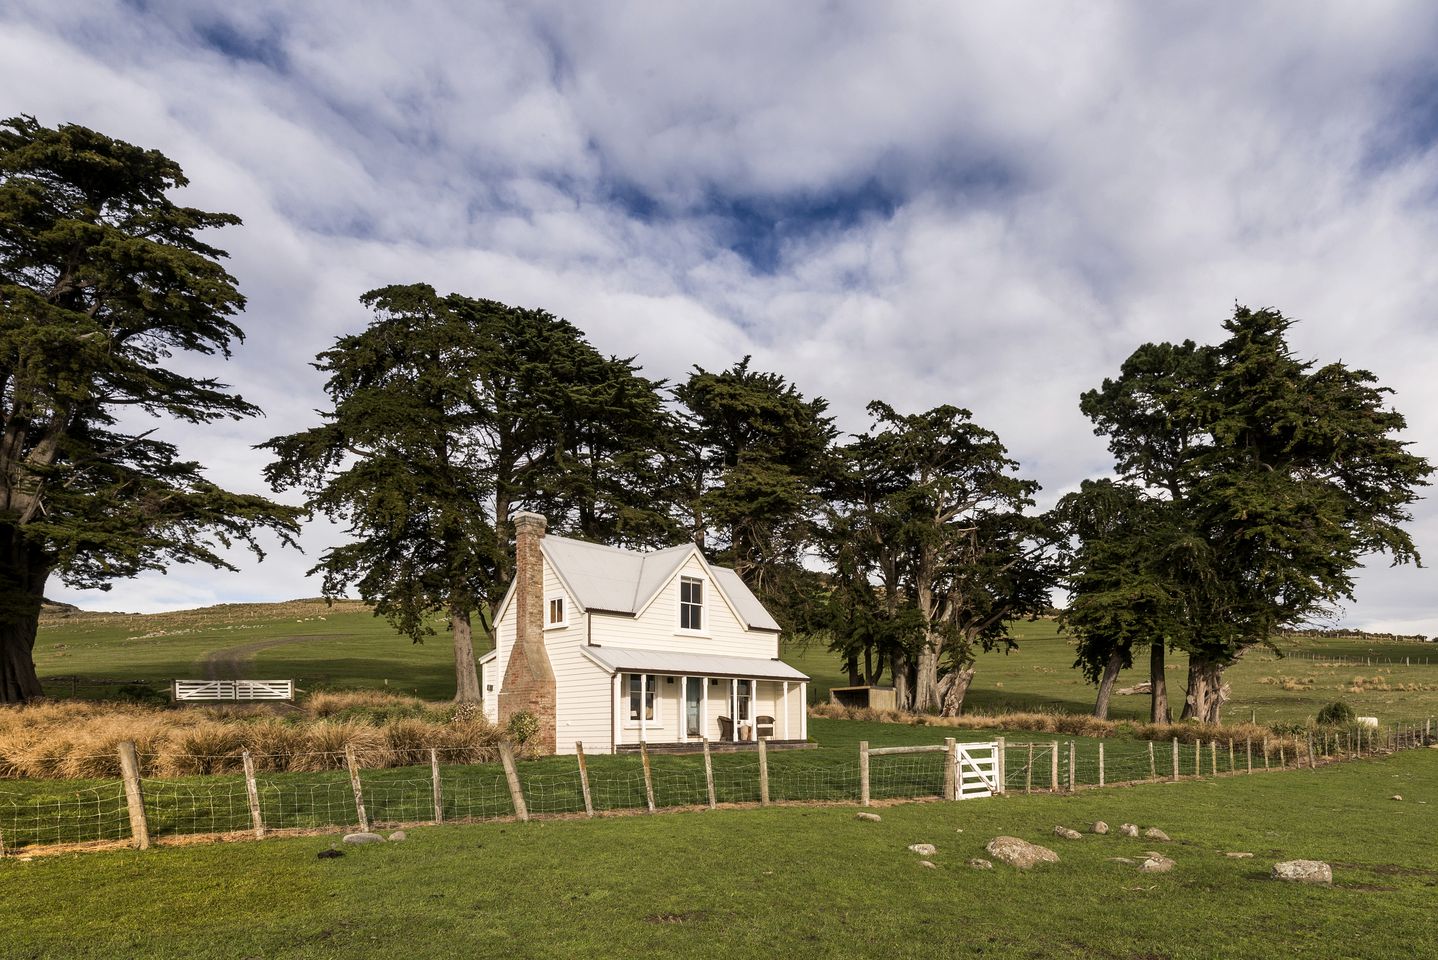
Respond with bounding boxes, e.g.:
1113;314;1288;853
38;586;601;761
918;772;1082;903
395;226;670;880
1180;656;1228;723
451;606;482;702
912;639;941;713
1150;641;1170;724
1092;649;1124;719
0;534;49;704
937;666;975;716
890;650;911;711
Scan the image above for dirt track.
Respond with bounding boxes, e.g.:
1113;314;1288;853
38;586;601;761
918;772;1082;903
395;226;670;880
197;634;345;680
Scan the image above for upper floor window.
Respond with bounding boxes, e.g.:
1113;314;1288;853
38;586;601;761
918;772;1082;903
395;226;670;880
679;576;704;631
548;597;565;627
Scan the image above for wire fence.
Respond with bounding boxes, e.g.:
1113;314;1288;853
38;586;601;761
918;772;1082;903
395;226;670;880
2;718;1433;856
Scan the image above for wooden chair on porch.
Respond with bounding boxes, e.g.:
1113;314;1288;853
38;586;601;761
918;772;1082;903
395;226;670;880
717;716;734;740
755;715;776;739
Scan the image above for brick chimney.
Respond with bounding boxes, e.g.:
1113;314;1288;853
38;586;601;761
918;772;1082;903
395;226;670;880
497;511;556;753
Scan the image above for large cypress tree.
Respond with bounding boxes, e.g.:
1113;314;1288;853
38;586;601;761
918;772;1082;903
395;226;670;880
0;116;301;703
1081;306;1431;722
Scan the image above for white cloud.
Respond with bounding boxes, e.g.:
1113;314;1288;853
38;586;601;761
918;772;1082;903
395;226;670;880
3;1;1436;635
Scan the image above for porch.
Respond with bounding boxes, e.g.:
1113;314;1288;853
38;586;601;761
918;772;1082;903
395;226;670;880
614;739;817;755
578;646;810;752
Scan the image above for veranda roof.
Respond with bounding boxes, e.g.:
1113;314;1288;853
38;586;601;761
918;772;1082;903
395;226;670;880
580;645;809;682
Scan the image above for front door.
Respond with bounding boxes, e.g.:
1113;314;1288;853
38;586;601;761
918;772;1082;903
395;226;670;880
685;677;703;738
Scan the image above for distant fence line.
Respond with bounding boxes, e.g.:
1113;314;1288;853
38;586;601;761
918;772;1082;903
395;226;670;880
2;717;1432;858
1265;652;1437;667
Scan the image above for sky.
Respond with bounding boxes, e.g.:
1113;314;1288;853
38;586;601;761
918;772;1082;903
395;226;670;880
3;1;1438;635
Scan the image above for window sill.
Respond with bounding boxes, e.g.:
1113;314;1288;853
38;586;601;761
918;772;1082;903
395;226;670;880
544;623;568;631
675;629;710;639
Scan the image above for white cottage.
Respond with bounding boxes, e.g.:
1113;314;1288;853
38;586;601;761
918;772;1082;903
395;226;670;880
481;511;810;755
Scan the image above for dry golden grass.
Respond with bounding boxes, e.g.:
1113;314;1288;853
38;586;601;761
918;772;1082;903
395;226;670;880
0;693;503;780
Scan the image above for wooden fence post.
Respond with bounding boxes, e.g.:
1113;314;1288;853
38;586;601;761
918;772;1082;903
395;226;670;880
1050;741;1059;792
1148;740;1156;780
703;738;717;810
1246;738;1252;774
996;737;1006;795
1098;741;1105;787
1278;743;1286;767
1263;736;1270;770
242;750;265;839
758;738;770;806
944;738;958;801
498;741;529;823
1228;739;1235;773
575;742;594;819
1171;737;1179;782
117;741;150;851
859;741;871;806
1307;732;1316;769
1194;741;1201;777
430;748;444;824
1067;741;1075;792
1210;740;1217;776
345;745;369;833
1025;742;1034;795
639;741;656;814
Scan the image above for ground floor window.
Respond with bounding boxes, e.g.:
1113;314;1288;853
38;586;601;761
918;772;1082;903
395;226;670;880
737;678;751;722
627;673;659;723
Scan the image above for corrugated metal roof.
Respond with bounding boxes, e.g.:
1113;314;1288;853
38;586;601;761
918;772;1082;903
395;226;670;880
581;645;809;682
710;566;782;632
540;535;780;632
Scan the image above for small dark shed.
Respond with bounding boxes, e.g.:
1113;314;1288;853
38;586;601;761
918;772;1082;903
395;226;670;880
829;685;898;711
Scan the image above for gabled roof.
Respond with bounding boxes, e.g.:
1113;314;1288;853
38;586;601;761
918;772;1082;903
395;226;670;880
540;535;781;632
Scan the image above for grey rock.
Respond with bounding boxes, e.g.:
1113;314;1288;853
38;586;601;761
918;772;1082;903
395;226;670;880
1118;823;1140;837
855;812;883;822
1391;795;1403;801
1053;826;1083;840
1091;821;1109;835
1272;860;1332;884
985;836;1060;869
907;843;937;855
1143;827;1171;841
967;858;994;870
388;830;407;842
342;832;385;845
918;860;937;869
1139;854;1176;874
1225;852;1253;859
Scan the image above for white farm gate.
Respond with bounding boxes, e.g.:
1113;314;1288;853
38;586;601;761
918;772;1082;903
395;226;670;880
859;738;1005;804
172;680;295;702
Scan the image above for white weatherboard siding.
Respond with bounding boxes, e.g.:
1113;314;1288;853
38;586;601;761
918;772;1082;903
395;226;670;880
481;609;512;724
545;566;614;753
589;554;778;659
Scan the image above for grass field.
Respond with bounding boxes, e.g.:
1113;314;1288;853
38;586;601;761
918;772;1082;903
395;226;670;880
35;601;1438;725
3;746;1435;959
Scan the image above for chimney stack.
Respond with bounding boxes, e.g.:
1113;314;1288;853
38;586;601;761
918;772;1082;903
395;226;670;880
498;511;556;753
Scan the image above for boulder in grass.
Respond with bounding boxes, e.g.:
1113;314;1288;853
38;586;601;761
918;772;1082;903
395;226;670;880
1225;852;1254;859
968;858;994;870
1091;821;1109;835
1143;827;1171;841
855;812;883;823
985;836;1060;869
1118;823;1140;837
388;830;407;842
907;843;937;856
1139;855;1175;874
1272;860;1332;884
342;832;385;845
1053;826;1082;840
918;860;937;869
1391;795;1403;802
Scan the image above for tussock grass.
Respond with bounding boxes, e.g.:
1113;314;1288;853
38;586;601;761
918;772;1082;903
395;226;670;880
0;693;503;779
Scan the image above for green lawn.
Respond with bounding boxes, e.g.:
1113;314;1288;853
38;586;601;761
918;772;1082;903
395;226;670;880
3;746;1435;959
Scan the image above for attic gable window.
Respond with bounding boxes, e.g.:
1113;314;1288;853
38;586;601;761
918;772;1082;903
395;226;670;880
679;576;704;631
547;597;565;627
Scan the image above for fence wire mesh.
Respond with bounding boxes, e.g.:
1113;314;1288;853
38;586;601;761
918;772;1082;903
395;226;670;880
1;718;1432;855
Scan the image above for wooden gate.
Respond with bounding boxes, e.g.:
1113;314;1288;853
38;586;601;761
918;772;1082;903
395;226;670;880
954;741;1002;799
173;680;295;702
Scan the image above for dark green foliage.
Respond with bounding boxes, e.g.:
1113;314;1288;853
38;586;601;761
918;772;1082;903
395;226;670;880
1077;306;1431;722
0;115;301;702
1316;701;1355;726
262;284;681;697
676;357;837;626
